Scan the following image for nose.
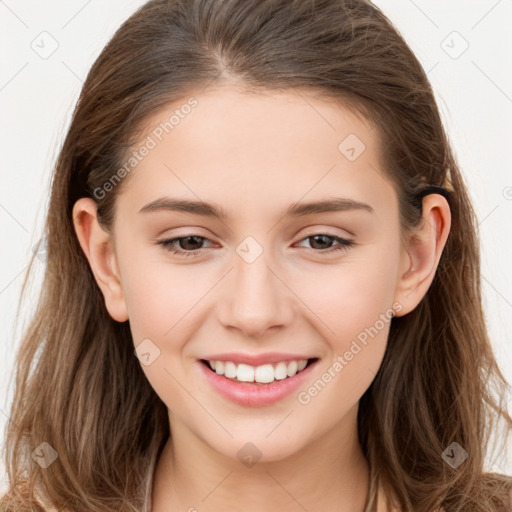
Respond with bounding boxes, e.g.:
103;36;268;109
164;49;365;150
218;249;294;339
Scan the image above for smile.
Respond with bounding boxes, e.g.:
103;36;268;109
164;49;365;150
198;358;319;407
204;359;313;384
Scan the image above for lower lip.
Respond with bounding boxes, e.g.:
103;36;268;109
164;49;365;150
198;359;318;407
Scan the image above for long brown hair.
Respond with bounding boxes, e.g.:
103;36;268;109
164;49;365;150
2;0;511;510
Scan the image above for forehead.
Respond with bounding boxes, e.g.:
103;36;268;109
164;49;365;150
115;85;394;220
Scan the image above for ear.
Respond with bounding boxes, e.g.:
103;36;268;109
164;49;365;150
72;198;129;322
393;194;451;317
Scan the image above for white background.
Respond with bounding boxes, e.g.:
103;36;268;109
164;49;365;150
1;0;511;492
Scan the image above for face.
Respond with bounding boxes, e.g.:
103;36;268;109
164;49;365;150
82;85;418;462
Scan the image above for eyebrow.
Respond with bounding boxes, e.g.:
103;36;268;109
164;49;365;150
138;196;374;219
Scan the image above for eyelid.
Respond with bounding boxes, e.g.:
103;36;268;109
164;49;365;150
293;224;356;244
156;230;355;258
155;234;217;257
293;232;354;252
155;228;351;245
298;226;354;239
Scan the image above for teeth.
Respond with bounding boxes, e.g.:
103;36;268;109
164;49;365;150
287;360;298;377
237;363;255;382
297;359;307;371
274;362;288;380
215;361;224;375
224;361;237;379
255;364;274;383
207;359;310;384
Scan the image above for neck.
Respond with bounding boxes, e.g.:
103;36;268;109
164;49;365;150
151;403;370;512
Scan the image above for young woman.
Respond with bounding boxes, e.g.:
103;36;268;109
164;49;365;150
2;0;511;511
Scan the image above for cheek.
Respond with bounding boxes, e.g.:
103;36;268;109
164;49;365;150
119;252;207;343
296;248;399;340
293;266;396;413
289;246;400;403
119;262;208;412
119;259;219;395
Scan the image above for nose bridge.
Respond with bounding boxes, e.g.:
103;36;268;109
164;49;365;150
219;238;292;337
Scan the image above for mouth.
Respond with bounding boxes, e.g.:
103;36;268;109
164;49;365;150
198;356;319;406
199;357;319;385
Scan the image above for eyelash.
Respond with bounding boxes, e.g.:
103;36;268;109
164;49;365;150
156;232;355;258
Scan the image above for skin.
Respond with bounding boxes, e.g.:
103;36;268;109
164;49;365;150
73;85;451;512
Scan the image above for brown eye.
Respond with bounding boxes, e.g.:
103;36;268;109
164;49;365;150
307;234;336;250
157;235;214;257
175;236;206;251
296;233;354;253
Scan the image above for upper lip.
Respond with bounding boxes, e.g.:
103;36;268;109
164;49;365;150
200;352;317;366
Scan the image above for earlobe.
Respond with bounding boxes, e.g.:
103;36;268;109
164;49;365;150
72;198;129;322
393;194;451;317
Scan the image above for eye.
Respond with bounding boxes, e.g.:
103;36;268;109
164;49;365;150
157;235;215;257
295;233;354;254
157;232;354;258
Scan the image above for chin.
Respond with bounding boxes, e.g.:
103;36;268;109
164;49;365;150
207;430;309;466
